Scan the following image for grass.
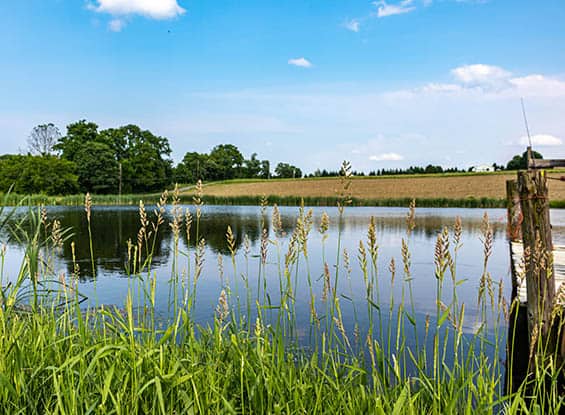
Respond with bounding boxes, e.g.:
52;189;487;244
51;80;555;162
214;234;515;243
0;179;564;413
1;170;564;208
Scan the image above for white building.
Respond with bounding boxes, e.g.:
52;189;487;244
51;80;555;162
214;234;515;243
471;164;495;172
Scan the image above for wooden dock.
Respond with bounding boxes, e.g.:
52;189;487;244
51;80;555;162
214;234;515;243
511;242;565;304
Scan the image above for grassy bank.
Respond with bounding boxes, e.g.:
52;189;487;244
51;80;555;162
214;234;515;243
0;185;563;413
1;171;564;208
3;192;564;209
0;192;161;207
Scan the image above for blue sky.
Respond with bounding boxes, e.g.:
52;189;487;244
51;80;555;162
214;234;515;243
1;0;564;172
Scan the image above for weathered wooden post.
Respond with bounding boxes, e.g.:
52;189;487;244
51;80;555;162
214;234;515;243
517;170;557;369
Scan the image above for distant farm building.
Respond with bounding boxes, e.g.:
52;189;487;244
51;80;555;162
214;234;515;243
471;164;495;172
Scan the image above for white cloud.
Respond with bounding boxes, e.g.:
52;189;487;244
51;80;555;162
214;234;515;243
418;83;463;94
509;75;565;98
370;152;404;161
391;64;565;99
451;64;511;89
374;0;416;17
108;18;125;32
88;0;185;20
518;134;562;146
343;19;360;32
288;57;313;68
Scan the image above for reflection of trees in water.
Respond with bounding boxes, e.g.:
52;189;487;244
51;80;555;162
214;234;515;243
3;207;514;281
182;213;269;255
55;208;171;280
47;208;271;278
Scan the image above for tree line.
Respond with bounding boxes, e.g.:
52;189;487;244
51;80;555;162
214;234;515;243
0;121;543;196
0;121;303;195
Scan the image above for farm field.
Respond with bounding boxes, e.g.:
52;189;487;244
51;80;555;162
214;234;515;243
187;172;565;201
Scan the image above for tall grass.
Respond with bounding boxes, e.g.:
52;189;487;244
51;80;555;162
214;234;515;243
1;191;564;209
0;175;563;413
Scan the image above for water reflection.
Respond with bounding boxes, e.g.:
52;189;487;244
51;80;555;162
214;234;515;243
1;205;564;325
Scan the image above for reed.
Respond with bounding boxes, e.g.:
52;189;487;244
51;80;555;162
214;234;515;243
0;179;563;414
2;191;565;209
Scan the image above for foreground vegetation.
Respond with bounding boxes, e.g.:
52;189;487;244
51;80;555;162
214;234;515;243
0;176;564;413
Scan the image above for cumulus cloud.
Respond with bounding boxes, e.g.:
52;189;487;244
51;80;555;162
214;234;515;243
343;19;360;32
370;152;404;161
450;64;512;90
88;0;185;20
394;64;565;98
374;0;416;17
288;57;313;68
518;134;562;146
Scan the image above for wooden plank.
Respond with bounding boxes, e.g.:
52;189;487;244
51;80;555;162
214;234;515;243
528;159;565;169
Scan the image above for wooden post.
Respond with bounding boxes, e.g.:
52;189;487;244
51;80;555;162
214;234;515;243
505;179;529;394
517;170;556;367
526;146;534;170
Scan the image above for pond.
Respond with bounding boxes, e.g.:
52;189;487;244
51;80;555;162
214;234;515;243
2;204;565;344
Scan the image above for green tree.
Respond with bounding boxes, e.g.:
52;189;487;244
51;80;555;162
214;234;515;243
243;153;262;178
57;121;173;193
260;160;270;179
174;152;214;183
74;142;119;194
274;162;302;179
55;120;100;161
105;125;172;192
209;144;244;180
0;155;78;195
506;150;543;170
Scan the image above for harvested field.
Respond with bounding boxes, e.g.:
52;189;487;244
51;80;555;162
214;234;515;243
191;173;565;201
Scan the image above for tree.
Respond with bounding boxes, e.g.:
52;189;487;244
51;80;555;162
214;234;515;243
55;120;100;161
243;153;262;178
506;150;543;170
174;152;213;183
28;123;61;156
0;155;78;195
209;144;244;180
74;142;119;194
424;164;443;174
56;121;173;193
102;125;172;193
274;162;302;179
260;160;270;179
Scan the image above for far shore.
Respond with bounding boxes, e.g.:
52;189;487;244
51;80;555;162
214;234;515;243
1;172;564;209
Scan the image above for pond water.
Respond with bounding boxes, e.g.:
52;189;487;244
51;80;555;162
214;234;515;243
2;205;565;340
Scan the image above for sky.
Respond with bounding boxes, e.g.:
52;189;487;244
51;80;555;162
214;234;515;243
1;0;564;173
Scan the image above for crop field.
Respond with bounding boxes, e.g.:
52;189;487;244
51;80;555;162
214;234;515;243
188;173;565;201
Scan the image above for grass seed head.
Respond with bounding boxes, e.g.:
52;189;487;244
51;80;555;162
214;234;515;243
84;193;92;222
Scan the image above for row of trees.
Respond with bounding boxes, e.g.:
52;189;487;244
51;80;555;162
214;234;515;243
0;121;303;195
173;145;270;183
0;121;546;195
